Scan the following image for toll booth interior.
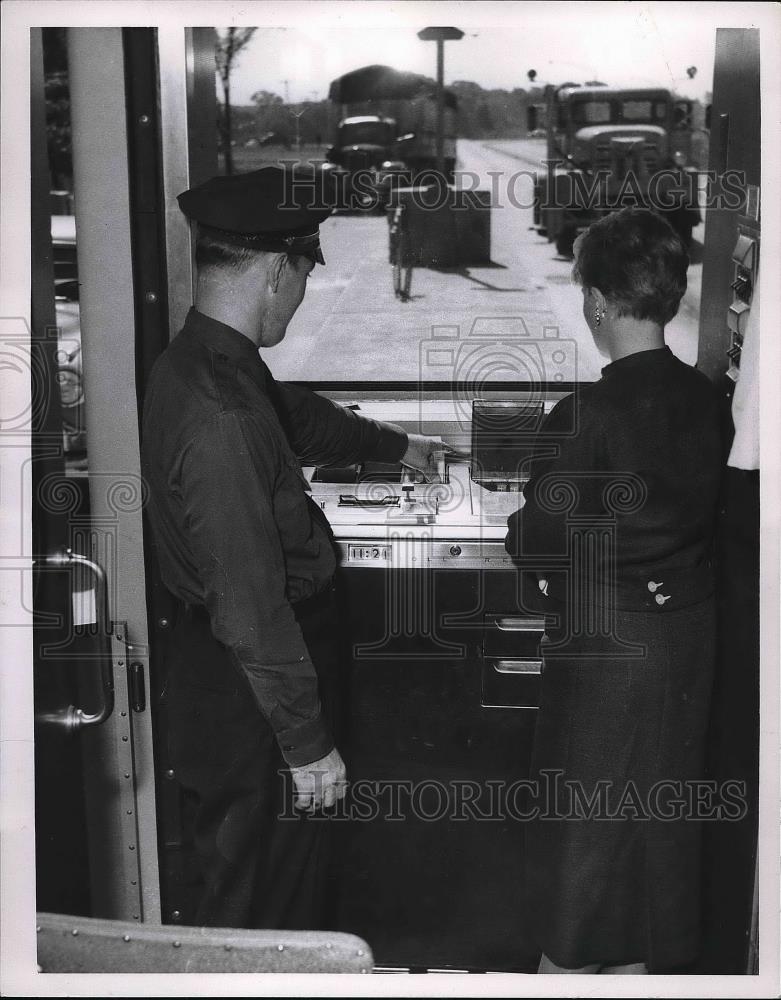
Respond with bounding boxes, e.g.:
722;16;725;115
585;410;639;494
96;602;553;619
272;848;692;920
28;25;761;976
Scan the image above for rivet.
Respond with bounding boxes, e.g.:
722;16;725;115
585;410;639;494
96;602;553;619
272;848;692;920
361;968;369;974
129;844;135;851
326;942;332;949
120;711;127;718
139;114;151;125
122;736;129;742
124;773;131;779
118;661;124;666
158;618;169;629
166;769;175;780
123;934;131;942
132;914;139;920
173;940;181;948
357;949;364;957
36;926;41;933
277;944;284;952
224;944;232;952
127;809;133;815
145;291;158;304
131;880;137;886
71;928;79;936
171;910;181;921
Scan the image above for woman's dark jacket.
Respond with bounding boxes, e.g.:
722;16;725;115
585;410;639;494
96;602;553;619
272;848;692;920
507;346;724;615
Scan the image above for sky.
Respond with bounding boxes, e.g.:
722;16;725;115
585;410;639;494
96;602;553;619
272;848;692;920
219;1;770;105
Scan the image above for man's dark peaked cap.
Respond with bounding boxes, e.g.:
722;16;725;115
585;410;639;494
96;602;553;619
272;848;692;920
177;164;336;262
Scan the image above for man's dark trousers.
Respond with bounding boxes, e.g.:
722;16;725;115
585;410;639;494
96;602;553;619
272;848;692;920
164;586;340;929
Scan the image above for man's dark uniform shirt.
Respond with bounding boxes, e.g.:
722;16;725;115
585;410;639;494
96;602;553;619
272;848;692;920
143;308;407;767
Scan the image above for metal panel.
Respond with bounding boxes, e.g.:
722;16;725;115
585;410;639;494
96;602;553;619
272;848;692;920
80;624;143;920
30;27;93;919
158;25;195;337
37;911;373;974
697;29;760;382
694;27;761;975
158;26;217;339
67;27;160;921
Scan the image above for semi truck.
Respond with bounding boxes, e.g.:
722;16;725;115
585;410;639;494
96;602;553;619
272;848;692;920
530;83;702;256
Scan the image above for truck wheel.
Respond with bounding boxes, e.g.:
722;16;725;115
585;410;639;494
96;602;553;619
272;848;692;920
555;224;578;258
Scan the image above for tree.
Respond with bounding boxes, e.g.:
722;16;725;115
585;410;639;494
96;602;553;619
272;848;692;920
42;27;72;190
215;27;257;174
250;90;291;147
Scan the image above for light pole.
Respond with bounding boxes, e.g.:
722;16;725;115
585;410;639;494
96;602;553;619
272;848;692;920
417;26;464;176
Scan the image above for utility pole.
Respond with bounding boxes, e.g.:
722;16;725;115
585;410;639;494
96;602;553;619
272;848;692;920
417;26;464;176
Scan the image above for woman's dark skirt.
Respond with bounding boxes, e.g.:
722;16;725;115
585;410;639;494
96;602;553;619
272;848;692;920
525;597;716;971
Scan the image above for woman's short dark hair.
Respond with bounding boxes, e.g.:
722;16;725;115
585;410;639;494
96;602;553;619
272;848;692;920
572;208;688;327
195;228;264;273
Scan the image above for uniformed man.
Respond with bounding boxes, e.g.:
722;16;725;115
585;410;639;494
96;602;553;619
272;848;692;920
142;165;445;928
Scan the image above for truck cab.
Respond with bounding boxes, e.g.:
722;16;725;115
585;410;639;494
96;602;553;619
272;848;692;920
533;84;701;255
325;115;407;209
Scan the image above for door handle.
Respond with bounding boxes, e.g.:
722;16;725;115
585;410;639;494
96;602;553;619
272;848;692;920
491;658;542;675
35;548;115;733
494;617;546;632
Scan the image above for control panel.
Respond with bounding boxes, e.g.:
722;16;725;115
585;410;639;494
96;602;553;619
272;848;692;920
727;209;760;382
304;395;565;561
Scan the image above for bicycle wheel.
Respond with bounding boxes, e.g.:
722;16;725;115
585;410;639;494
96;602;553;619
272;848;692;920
392;230;413;302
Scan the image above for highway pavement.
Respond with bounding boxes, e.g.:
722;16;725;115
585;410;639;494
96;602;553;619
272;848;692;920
268;139;703;386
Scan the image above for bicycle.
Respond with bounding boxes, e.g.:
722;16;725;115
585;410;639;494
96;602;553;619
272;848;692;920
388;204;413;302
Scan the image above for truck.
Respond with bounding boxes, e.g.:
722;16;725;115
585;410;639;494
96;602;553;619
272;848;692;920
325;66;459;210
530;84;702;256
324;115;405;208
392;91;458;181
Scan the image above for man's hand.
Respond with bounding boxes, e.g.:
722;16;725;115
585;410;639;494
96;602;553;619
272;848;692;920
401;433;466;483
289;747;347;810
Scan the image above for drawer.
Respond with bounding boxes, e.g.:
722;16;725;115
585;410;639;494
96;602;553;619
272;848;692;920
481;615;545;709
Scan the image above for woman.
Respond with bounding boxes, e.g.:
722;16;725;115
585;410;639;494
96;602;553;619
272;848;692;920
506;208;724;974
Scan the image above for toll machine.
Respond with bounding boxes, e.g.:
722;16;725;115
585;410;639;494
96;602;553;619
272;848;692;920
302;388;567;970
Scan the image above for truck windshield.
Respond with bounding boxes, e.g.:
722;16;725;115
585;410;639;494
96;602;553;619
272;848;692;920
570;101;612;125
339;122;395;146
621;100;668;122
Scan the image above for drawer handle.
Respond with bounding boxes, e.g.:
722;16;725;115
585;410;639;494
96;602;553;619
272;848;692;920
495;617;546;632
492;658;542;675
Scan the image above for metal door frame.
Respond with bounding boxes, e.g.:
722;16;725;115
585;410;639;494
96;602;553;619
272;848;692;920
65;25;218;923
66;26;162;922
